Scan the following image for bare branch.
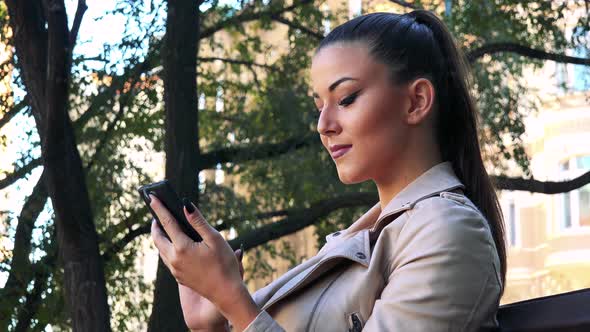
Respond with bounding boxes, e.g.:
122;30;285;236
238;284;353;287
200;0;313;39
198;56;278;70
84;92;129;171
492;170;590;194
100;208;148;262
227;191;378;250
69;0;87;49
388;0;418;9
0;99;27;130
467;42;590;65
0;158;43;190
199;133;320;170
73;47;158;131
271;15;324;40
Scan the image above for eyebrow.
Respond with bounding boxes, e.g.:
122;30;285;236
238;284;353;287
312;77;359;98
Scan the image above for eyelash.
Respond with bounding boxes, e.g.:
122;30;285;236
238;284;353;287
316;90;361;113
339;90;360;107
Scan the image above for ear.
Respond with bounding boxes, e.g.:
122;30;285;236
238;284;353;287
404;78;435;125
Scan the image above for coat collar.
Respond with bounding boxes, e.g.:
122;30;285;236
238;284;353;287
326;161;465;244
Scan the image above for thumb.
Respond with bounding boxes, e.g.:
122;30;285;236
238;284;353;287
182;197;217;243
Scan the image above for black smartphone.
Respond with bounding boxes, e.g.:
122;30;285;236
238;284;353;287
137;180;203;242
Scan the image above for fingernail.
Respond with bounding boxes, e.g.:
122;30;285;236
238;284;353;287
148;192;157;203
239;243;244;260
182;197;196;213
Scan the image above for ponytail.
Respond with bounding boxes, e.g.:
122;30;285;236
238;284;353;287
409;10;507;293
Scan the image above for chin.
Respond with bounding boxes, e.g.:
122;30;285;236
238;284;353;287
336;168;366;185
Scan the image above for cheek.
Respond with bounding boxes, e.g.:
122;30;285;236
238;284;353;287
354;105;407;162
358;101;398;138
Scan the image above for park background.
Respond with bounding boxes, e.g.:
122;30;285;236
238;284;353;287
0;0;589;330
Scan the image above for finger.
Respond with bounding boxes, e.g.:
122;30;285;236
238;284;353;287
234;249;244;279
151;219;173;262
182;198;219;243
149;194;190;245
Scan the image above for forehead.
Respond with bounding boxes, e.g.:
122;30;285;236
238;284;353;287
310;42;382;90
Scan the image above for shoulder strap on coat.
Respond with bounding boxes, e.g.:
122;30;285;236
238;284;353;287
368;188;465;246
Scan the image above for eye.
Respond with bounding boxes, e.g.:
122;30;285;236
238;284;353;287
338;90;361;107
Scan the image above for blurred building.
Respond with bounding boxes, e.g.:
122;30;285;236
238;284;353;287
499;3;590;303
500;90;590;304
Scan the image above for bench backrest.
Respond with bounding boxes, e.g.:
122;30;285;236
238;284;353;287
497;288;590;331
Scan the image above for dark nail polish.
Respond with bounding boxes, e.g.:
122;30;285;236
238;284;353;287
239;243;244;260
182;197;196;213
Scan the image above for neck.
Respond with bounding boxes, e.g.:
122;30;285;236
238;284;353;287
375;142;442;212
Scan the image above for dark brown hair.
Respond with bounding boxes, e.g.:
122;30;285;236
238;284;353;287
317;10;507;292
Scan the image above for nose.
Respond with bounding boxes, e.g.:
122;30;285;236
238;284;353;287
316;105;342;137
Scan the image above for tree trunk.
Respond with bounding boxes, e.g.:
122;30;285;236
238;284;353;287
147;0;200;330
5;1;111;330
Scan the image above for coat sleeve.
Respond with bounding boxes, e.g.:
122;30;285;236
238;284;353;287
362;198;502;332
239;310;285;332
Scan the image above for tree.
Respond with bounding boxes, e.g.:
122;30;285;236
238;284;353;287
2;1;110;331
0;0;589;330
147;0;200;330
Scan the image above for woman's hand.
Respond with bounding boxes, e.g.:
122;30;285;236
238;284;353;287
149;195;260;331
178;248;244;331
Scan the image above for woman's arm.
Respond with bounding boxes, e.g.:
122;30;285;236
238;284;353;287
363;198;503;331
215;282;266;332
234;311;285;332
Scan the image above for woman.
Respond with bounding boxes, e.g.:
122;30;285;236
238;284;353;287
149;10;506;332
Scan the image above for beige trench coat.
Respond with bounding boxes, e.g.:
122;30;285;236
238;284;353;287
239;161;503;332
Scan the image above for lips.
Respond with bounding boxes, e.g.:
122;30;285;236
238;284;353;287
330;144;352;159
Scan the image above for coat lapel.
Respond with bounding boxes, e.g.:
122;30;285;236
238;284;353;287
261;229;372;311
258;161;466;312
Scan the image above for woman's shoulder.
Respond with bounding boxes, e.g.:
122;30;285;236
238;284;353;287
399;191;494;244
379;191;500;276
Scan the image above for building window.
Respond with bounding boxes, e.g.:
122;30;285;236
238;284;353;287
556;155;590;230
508;200;517;246
572;26;590;92
504;198;520;247
555;27;590;93
562;192;572;229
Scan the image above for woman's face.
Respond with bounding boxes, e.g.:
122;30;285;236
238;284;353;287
310;42;412;184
